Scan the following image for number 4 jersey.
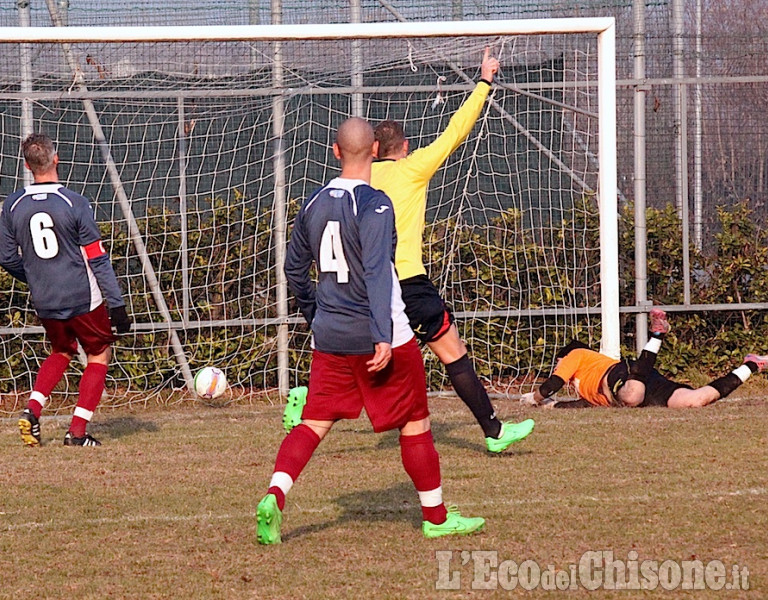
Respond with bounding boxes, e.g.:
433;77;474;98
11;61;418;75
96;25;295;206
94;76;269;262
284;177;412;355
0;183;125;320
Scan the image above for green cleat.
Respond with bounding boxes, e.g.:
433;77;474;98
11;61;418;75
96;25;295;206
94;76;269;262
282;386;308;434
485;419;535;453
423;506;485;539
256;493;283;545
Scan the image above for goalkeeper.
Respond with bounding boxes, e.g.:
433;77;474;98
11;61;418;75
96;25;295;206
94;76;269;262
370;48;533;452
521;308;767;409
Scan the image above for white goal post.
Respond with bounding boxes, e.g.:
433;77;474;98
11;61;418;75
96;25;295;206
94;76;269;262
0;18;618;406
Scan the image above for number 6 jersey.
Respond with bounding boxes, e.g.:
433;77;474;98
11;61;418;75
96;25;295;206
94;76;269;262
284;177;412;355
0;183;125;319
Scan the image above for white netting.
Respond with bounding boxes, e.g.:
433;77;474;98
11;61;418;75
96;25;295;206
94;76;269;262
0;24;611;411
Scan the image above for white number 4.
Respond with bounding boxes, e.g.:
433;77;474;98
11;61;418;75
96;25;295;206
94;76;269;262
319;221;349;283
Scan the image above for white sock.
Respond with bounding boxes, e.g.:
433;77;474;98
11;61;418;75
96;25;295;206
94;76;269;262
73;406;94;422
644;338;662;354
269;471;294;496
30;390;47;407
417;486;443;508
732;365;752;383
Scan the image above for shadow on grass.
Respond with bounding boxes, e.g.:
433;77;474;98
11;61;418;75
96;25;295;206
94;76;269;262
365;421;534;457
91;416;160;439
283;481;422;541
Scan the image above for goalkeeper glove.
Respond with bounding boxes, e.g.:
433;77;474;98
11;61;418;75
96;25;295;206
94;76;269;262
109;305;132;334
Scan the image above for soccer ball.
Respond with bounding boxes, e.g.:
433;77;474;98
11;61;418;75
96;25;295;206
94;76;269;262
194;366;228;399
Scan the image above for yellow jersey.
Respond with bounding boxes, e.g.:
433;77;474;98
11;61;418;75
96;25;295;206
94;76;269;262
371;81;492;280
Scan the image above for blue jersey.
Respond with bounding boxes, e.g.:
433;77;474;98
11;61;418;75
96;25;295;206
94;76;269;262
0;183;125;320
285;177;412;354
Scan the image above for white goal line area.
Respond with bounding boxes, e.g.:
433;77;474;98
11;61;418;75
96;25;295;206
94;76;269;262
0;18;619;400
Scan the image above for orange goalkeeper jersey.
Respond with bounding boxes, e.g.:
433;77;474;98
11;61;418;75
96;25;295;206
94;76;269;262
371;81;492;281
553;348;620;407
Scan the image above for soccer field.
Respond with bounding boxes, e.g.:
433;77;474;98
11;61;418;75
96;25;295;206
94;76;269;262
1;395;766;599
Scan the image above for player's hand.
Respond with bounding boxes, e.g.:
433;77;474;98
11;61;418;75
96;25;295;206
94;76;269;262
367;342;392;372
109;305;132;334
480;47;499;82
519;392;539;406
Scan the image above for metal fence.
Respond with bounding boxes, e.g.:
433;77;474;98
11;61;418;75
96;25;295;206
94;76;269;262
0;0;765;402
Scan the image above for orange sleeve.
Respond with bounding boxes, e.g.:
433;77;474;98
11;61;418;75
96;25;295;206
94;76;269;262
553;352;580;383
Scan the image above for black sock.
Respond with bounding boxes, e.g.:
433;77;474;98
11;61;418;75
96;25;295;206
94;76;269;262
707;373;743;399
629;349;659;385
445;354;501;438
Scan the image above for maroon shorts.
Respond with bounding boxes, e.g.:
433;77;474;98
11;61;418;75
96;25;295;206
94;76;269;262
40;303;116;356
303;337;429;433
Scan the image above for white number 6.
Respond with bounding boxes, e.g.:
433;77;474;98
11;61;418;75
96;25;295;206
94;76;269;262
30;212;59;259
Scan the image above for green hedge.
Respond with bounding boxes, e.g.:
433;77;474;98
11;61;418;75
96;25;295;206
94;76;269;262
618;200;768;376
2;196;767;394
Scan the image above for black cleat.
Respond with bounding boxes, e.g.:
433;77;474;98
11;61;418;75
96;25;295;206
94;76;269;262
19;409;41;447
63;432;101;447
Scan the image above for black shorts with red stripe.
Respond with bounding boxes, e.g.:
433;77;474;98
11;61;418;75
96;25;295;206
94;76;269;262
399;275;454;343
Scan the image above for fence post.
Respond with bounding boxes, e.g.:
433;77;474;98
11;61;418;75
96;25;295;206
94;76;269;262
178;96;190;326
272;0;290;398
633;0;649;352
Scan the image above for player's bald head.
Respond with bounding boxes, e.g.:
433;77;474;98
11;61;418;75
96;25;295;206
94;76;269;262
335;117;375;162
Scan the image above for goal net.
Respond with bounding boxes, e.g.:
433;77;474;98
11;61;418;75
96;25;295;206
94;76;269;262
0;19;617;409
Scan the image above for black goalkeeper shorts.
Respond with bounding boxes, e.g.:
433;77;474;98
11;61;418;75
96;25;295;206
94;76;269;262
606;361;692;407
399;275;455;343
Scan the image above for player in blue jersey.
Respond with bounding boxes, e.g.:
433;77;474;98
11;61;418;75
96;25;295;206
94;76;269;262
256;118;485;544
0;133;131;447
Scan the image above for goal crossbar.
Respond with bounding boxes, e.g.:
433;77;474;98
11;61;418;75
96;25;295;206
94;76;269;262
0;18;616;43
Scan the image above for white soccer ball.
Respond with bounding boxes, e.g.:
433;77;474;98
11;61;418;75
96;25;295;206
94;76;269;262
194;366;228;399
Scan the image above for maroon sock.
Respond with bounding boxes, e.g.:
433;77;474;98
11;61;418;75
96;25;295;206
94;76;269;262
69;363;107;438
268;424;322;510
267;487;286;511
400;430;447;524
29;353;71;417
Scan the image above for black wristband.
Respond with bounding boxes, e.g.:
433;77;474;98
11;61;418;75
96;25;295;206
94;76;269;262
540;375;565;399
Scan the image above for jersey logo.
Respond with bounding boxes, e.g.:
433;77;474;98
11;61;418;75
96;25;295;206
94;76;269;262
32;194;48;201
329;189;345;198
375;205;390;214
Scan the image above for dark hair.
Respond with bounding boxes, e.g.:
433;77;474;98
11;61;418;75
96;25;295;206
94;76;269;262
555;339;591;360
22;133;56;174
374;120;405;158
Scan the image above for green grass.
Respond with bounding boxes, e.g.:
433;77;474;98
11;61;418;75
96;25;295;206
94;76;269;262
1;394;766;599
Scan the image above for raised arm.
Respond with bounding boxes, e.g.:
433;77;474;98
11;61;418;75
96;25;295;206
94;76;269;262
405;47;499;178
